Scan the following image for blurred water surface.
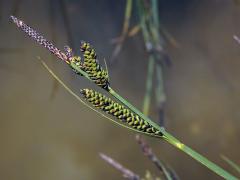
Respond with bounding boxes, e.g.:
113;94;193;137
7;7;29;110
0;0;240;179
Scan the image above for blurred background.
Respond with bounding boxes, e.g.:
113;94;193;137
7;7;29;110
0;0;240;179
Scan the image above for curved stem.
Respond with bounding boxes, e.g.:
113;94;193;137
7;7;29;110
108;87;237;180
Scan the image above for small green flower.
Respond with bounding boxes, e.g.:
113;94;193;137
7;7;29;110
80;88;163;137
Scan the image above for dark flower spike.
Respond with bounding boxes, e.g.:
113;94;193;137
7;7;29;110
80;41;109;90
10;15;69;64
80;89;163;137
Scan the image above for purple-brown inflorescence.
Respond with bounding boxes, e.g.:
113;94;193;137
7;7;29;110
10;15;69;63
64;45;74;59
10;16;110;90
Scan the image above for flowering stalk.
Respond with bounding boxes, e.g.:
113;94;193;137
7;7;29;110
10;16;238;180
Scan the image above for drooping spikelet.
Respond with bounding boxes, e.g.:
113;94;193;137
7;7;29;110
10;16;68;63
80;42;109;90
80;89;163;137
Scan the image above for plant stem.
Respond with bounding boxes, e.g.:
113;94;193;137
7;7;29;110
155;63;166;126
123;0;132;35
142;56;155;116
151;0;160;29
108;87;237;180
163;131;238;180
136;135;173;180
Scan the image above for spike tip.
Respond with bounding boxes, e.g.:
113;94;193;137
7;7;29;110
10;15;68;63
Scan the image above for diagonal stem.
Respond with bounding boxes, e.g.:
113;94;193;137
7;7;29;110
108;87;237;180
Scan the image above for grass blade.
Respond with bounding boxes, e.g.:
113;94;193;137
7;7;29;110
221;155;240;175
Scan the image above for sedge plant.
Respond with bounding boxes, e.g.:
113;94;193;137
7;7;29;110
10;16;238;180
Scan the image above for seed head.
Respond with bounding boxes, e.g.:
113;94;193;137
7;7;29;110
79;42;109;90
80;89;163;137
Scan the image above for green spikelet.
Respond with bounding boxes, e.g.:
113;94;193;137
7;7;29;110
80;42;109;90
69;56;83;75
67;42;109;89
80;88;163;137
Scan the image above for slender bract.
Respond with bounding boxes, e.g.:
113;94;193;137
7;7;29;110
221;155;240;174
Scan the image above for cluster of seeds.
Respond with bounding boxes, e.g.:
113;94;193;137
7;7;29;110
79;42;109;90
80;89;163;137
65;42;109;90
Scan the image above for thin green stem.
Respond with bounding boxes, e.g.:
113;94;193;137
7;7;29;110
123;0;132;35
142;56;155;115
163;132;238;180
155;63;166;109
151;0;160;29
155;63;166;127
136;0;151;45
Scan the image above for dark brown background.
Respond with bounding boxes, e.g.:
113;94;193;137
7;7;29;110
0;0;239;179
